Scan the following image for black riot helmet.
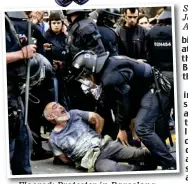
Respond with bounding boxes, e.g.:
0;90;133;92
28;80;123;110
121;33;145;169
6;11;28;20
18;53;53;92
63;9;91;23
71;50;109;80
97;8;121;27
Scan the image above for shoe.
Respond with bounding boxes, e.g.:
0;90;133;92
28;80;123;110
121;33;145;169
31;149;53;161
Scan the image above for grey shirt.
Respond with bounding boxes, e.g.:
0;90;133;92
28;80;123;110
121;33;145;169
50;110;102;161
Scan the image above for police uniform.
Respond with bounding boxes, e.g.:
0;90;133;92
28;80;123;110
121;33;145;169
71;51;176;169
67;17;105;58
97;25;119;56
6;14;32;175
146;24;173;71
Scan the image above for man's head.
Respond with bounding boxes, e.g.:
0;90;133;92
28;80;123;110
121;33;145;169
49;12;63;34
43;102;70;125
123;8;139;27
137;14;151;29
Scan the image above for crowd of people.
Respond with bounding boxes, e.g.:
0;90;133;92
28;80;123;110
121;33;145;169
5;7;176;175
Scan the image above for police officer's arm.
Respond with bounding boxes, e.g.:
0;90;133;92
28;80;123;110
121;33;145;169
115;69;134;146
116;88;130;146
6;44;37;64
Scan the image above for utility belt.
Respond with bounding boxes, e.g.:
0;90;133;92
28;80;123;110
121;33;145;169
8;97;23;138
151;67;172;93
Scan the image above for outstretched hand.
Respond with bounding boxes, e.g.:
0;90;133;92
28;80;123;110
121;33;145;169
117;129;129;146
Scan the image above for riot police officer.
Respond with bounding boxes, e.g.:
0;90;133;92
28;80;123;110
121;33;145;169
145;7;174;130
146;7;173;71
63;9;105;59
95;9;120;56
69;50;176;170
6;12;35;175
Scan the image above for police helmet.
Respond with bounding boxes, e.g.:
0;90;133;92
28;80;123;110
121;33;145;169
19;53;52;89
158;7;171;20
6;11;28;20
71;50;109;80
63;9;91;16
102;8;121;17
97;8;120;27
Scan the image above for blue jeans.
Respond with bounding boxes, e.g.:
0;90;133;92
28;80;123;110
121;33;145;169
9;107;32;175
135;88;176;169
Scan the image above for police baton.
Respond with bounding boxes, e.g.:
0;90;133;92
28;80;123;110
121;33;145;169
24;21;32;126
151;67;173;147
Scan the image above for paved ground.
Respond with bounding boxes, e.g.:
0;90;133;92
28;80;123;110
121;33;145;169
30;131;177;175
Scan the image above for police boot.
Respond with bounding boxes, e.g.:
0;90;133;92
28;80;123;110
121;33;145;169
55;0;72;7
73;0;89;5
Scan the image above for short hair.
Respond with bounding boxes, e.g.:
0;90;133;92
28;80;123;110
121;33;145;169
49;12;64;28
137;14;149;23
122;8;139;14
49;12;62;21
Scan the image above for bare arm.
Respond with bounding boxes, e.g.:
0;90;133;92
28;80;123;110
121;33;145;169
6;44;37;64
88;112;104;135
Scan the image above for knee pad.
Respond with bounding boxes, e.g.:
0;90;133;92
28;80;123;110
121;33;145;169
55;0;72;7
73;0;89;5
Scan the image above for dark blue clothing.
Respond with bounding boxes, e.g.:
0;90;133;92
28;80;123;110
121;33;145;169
9;18;47;55
98;25;119;56
44;29;68;62
67;18;105;58
6;15;32;175
146;24;173;71
97;56;176;169
98;56;153;130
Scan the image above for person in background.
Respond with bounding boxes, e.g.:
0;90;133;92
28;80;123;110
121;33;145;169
30;11;49;35
137;14;151;30
116;8;147;59
44;12;69;110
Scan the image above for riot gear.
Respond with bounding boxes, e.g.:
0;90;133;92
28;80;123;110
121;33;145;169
67;15;105;58
72;50;109;78
70;53;176;169
97;9;121;27
63;9;91;16
18;53;53;93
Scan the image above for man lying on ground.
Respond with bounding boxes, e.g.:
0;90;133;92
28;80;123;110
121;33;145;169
44;102;154;172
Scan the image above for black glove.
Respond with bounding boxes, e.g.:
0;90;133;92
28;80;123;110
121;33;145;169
55;0;72;7
73;0;89;5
